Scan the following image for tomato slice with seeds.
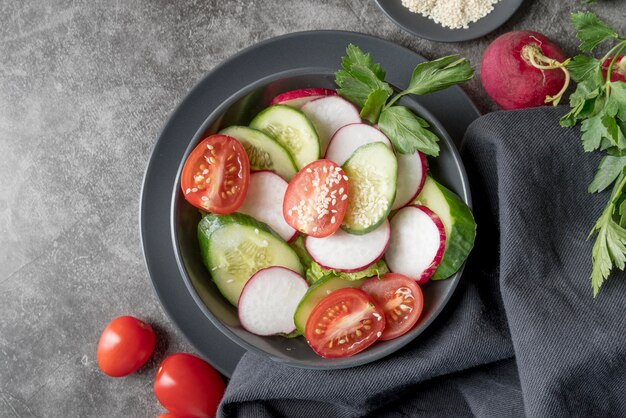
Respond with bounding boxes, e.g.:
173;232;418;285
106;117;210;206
361;273;424;341
283;159;349;238
181;134;250;215
304;288;385;358
602;55;626;83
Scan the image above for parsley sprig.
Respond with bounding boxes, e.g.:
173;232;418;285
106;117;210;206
335;45;474;157
561;12;626;295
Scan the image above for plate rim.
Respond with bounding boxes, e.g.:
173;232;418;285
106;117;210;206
139;29;481;376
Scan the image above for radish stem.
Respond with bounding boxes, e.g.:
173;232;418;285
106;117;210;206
521;43;571;106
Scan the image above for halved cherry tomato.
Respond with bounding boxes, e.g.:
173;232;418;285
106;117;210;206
361;273;424;341
283;159;349;238
181;134;250;215
154;353;225;418
304;288;385;358
157;414;177;418
602;55;626;83
97;316;156;377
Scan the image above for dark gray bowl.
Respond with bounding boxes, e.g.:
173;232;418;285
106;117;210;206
171;70;471;369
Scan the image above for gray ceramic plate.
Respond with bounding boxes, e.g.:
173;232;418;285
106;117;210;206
375;0;524;42
140;31;480;377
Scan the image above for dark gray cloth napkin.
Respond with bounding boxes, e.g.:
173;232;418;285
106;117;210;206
218;107;626;418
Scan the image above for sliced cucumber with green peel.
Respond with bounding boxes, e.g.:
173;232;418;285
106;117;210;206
341;142;397;234
293;275;367;334
250;105;320;169
219;126;298;181
198;213;304;306
412;176;476;280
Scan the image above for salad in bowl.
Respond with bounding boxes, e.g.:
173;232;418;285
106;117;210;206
178;45;476;359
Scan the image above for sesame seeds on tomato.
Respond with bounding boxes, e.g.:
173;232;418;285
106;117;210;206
283;159;349;237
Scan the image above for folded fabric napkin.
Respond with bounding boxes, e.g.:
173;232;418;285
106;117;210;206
219;107;626;418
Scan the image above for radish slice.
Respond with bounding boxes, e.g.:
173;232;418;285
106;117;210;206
305;221;390;272
325;123;392;165
301;96;361;155
391;152;427;210
237;171;297;242
385;205;446;284
238;267;309;336
270;88;337;108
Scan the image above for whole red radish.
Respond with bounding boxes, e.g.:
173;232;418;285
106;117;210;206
481;31;568;110
602;55;626;83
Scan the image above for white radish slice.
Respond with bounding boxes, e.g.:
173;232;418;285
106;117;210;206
385;205;446;284
301;96;361;155
238;267;309;336
391;151;427;210
305;221;390;272
270;88;336;108
237;171;297;242
325;123;392;165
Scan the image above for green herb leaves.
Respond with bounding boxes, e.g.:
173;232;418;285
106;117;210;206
379;107;440;156
404;56;474;96
335;45;474;156
571;12;618;52
562;12;626;295
335;45;393;123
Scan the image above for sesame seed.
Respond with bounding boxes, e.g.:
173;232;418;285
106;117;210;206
207;144;214;150
306;168;312;173
227;279;234;283
343;175;348;181
331;216;336;224
332;199;336;205
201;196;209;201
191;188;198;192
335;167;341;171
323;166;327;173
341;194;348;201
312;226;318;232
202;169;209;175
254;228;259;234
185;188;191;194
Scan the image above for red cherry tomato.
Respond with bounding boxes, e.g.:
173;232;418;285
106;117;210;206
157;414;177;418
283;159;349;238
304;288;385;358
154;353;225;418
97;316;156;377
181;134;250;215
361;273;424;341
602;55;626;83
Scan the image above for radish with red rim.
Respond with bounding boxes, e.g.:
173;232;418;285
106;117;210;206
270;88;337;108
238;267;309;336
392;151;427;210
481;31;570;110
385;205;446;284
325;123;391;165
305;220;390;272
301;96;361;155
237;171;297;242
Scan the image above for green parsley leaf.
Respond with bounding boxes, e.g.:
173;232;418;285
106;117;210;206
378;106;440;156
605;82;626;120
401;55;474;96
360;88;391;124
335;45;392;110
591;212;626;296
341;44;386;81
571;12;618;52
560;79;602;127
589;155;626;193
567;55;602;83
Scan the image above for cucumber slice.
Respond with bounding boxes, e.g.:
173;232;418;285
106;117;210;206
412;176;476;280
250;105;320;169
341;142;397;234
198;213;304;306
293;275;367;334
219;126;298;181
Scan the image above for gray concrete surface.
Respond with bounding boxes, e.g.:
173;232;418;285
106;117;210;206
0;0;621;416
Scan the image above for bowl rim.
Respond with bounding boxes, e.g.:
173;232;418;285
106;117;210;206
169;70;472;370
140;30;480;375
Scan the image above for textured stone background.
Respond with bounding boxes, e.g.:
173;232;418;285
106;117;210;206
0;0;621;416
